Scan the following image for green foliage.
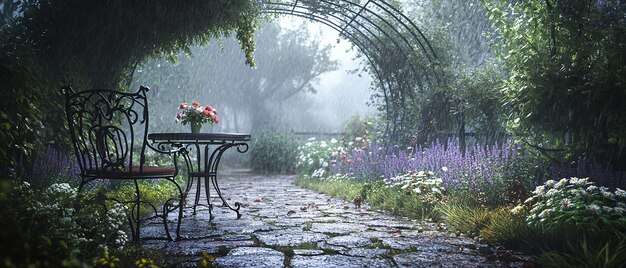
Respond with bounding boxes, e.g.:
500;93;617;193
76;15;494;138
385;171;446;206
0;180;128;267
363;180;441;221
516;177;626;233
1;0;260;89
441;201;492;238
537;238;626;268
441;201;533;247
296;138;342;176
483;0;626;164
95;246;169;268
0;55;69;178
294;175;363;202
106;179;181;217
479;208;532;247
250;131;299;174
341;115;375;143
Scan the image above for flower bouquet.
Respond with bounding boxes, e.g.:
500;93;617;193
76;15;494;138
176;101;219;133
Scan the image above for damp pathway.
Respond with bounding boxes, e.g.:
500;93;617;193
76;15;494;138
141;173;533;267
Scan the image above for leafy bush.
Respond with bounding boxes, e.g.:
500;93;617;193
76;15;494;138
250;131;299;174
515;177;626;232
385;171;446;207
296;137;342;176
341;115;374;143
0;180;128;267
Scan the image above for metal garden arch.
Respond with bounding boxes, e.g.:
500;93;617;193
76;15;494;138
259;0;443;142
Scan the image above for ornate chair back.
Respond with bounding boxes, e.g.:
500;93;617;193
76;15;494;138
62;85;151;178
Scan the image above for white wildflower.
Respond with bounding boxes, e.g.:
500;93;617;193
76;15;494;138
545;188;559;197
441;166;448;172
615;188;626;198
554;178;568;189
533;185;546;195
560;198;572;210
587;185;598;192
308;137;316;141
588;204;601;214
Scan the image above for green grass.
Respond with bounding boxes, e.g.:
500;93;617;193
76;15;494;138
294;176;440;220
295;176;363;201
105;179;182;217
537;238;626;268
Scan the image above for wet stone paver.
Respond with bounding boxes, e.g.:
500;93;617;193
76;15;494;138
140;174;533;267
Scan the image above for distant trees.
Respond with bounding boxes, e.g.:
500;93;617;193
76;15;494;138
133;22;338;133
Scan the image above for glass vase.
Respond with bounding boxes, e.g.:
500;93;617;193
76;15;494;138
190;122;202;133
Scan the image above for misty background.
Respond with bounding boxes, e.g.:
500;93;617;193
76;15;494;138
131;17;375;134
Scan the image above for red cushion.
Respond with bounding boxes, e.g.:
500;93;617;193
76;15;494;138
86;166;175;178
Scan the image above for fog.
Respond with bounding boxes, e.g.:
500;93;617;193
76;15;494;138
131;16;375;134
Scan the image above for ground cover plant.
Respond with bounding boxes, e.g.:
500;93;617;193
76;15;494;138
0;147;184;266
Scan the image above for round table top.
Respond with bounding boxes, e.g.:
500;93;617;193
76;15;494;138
148;132;251;142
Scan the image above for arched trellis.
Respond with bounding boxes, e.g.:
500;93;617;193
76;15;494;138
259;0;444;142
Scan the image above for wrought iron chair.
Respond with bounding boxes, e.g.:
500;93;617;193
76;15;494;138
62;85;185;242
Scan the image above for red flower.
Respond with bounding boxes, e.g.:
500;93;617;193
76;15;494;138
192;101;200;107
202;110;210;116
179;103;188;109
205;105;213;111
213;115;219;123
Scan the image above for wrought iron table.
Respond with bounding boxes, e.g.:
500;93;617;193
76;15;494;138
147;132;251;219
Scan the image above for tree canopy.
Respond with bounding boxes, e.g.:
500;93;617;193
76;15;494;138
484;0;626;166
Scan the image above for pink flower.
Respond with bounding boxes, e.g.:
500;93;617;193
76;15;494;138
192;101;200;107
179;103;188;109
176;112;182;119
205;105;213;111
213;115;219;123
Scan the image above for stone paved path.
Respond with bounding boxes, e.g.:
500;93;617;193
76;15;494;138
142;174;532;267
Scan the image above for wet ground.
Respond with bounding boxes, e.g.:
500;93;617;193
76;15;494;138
141;173;533;267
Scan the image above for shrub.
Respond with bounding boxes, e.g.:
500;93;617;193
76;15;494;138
0;180;128;267
515;177;626;233
384;171;446;208
251;131;299;174
296;137;342;176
